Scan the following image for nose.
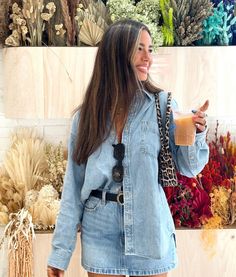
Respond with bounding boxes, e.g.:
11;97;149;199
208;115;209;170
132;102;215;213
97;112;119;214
142;49;151;61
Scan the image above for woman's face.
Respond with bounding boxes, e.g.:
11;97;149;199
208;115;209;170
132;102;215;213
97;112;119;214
133;30;153;81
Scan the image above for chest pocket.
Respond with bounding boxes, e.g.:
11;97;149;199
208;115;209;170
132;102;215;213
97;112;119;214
140;121;161;159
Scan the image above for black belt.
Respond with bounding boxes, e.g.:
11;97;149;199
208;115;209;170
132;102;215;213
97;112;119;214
90;190;124;205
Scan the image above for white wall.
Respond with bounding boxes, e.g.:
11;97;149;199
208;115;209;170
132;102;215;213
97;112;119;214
1;48;236;162
0;49;71;163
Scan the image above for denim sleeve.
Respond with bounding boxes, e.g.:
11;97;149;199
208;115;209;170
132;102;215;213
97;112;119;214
48;113;85;270
170;99;209;177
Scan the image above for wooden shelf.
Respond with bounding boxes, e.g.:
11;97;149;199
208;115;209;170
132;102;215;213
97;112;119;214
3;46;236;118
1;228;236;277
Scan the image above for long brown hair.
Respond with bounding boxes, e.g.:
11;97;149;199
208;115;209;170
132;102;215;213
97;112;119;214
74;19;161;164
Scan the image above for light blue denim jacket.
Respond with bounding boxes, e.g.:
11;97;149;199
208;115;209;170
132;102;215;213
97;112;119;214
48;91;209;270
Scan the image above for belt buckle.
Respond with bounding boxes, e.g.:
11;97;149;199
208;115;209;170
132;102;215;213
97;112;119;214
117;191;124;205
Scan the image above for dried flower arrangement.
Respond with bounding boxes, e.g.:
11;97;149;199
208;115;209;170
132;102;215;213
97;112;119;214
4;0;110;47
2;0;236;47
0;0;11;47
4;0;56;46
107;0;164;48
170;0;214;46
160;0;174;45
0;209;35;277
75;0;110;46
198;0;236;45
164;121;236;229
0;128;67;229
0;128;67;276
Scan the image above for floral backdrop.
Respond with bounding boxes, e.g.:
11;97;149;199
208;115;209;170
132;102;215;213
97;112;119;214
0;121;236;231
164;121;236;229
0;0;236;48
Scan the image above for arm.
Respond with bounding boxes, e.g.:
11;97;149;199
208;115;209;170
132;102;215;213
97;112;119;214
47;113;85;270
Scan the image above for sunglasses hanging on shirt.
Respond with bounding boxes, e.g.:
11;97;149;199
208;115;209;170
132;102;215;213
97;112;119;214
112;143;125;183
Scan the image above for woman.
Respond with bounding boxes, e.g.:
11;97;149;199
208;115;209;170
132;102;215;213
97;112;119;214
47;19;209;277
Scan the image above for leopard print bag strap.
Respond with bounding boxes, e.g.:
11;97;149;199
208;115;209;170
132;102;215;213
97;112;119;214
154;92;178;187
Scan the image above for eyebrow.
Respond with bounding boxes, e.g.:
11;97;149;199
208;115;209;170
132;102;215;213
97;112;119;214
139;43;153;48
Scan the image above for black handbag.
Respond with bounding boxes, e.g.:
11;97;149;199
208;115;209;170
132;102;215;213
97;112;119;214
154;92;178;187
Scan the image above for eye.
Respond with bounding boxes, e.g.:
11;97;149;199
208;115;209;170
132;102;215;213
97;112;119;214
138;46;143;51
149;48;153;53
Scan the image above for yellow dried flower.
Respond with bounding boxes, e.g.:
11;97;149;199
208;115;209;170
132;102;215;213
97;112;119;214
55;24;66;37
41;13;53;21
210;186;231;225
5;35;20;46
16;17;26;26
55;24;63;31
46;2;56;14
21;26;28;36
11;14;22;24
12;3;21;14
12;30;20;39
204;214;223;229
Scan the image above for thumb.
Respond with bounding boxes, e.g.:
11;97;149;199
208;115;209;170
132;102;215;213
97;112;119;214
199;100;209;112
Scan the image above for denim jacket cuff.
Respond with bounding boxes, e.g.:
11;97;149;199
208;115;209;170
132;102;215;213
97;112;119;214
48;248;72;270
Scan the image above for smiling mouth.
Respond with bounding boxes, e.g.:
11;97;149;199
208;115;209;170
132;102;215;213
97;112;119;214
136;66;148;73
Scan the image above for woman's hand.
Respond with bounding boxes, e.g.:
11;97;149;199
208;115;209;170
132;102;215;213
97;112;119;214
47;266;64;277
192;100;209;133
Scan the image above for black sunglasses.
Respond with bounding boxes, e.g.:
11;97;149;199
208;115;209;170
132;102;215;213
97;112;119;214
112;143;125;183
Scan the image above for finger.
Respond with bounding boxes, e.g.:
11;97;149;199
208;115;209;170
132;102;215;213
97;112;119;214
47;267;61;277
199;100;209;112
47;269;56;277
195;123;206;132
194;111;206;118
193;116;207;126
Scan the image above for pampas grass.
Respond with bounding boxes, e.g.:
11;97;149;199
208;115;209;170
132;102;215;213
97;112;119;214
3;129;47;198
0;127;67;228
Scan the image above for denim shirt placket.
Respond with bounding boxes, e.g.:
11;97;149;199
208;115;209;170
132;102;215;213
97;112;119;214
121;94;153;255
122;107;135;255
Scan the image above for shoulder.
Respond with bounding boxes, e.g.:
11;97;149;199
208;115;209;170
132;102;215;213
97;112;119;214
158;91;178;111
70;110;81;136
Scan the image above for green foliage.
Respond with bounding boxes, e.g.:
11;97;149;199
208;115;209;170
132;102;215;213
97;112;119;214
136;0;161;23
160;0;174;45
107;0;136;22
107;0;163;48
